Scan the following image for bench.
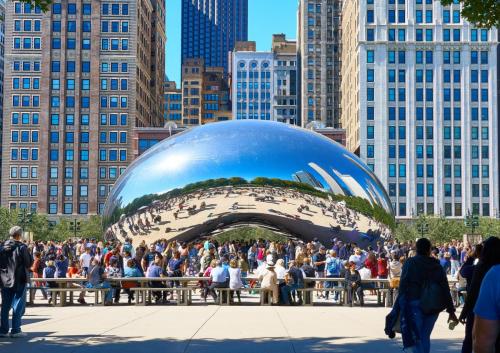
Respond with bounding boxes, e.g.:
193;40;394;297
46;287;110;306
130;287;194;306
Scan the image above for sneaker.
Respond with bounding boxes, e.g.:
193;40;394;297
10;332;27;338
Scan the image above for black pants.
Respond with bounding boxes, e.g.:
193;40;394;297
206;282;228;301
346;285;364;305
150;282;168;300
461;313;474;353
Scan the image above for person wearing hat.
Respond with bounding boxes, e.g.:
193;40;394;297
259;261;279;305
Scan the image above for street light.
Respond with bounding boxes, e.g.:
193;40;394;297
464;211;479;234
418;221;429;238
18;209;35;233
69;219;81;238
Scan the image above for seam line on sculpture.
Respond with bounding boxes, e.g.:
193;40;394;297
182;305;221;353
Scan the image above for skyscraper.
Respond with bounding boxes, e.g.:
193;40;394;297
297;0;342;128
181;0;248;73
341;0;499;218
1;0;165;215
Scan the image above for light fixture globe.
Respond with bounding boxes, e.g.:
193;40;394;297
103;120;394;247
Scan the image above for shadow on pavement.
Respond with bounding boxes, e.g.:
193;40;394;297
0;333;462;353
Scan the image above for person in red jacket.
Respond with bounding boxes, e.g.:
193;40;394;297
364;252;378;278
378;253;389;279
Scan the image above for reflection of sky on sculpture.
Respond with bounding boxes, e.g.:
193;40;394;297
105;121;392;215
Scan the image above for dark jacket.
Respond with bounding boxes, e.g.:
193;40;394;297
1;239;33;290
344;270;362;288
385;293;417;348
399;254;455;313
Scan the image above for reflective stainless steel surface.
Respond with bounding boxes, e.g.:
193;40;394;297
104;121;394;247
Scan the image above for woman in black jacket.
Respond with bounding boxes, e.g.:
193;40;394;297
345;262;363;306
459;236;500;353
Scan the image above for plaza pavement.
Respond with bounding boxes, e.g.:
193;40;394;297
0;304;464;353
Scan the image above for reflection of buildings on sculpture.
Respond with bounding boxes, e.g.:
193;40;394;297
107;185;392;248
292;171;324;189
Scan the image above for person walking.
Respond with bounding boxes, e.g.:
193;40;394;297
472;264;500;353
398;238;458;353
459;237;500;353
0;226;33;338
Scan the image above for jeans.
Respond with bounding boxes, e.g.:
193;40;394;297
450;260;460;277
1;285;27;334
85;282;113;303
324;276;339;300
409;300;439;353
280;284;291;305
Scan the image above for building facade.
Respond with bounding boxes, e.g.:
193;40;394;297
231;51;274;121
1;0;165;215
341;0;499;218
272;34;298;125
164;80;182;123
181;0;248;73
297;0;342;128
181;58;231;126
0;0;5;200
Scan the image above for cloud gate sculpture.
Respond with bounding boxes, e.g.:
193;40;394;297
103;121;394;248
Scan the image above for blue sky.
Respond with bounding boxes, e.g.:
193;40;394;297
165;0;297;85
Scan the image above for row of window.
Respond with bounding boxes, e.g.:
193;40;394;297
380;144;490;160
366;87;489;103
11;130;39;143
48;203;89;215
101;21;129;33
10;148;38;161
49;166;89;179
100;78;128;91
367;50;489;65
52;20;91;32
13;2;42;14
367;125;489;141
101;62;129;73
12;61;40;72
13;37;41;50
52;37;91;50
387;163;490;178
50;96;93;108
10;166;38;179
51;3;92;15
49;185;89;197
101;38;129;51
49;149;90;161
11;113;39;125
12;77;40;90
389;183;490;198
49;113;90;125
52;60;90;73
9;184;38;197
368;106;489;122
49;131;90;144
98;149;127;161
52;78;90;90
12;95;39;107
99;166;125;179
14;20;41;32
101;3;129;16
99;131;127;144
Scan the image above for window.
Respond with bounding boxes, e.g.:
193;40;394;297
367;50;374;63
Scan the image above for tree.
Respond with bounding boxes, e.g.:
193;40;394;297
440;0;500;28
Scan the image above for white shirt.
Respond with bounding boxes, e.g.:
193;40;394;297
228;268;243;289
80;253;92;268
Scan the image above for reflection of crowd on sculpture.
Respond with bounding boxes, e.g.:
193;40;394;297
106;186;392;243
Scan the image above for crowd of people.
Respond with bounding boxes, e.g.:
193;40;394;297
0;225;499;352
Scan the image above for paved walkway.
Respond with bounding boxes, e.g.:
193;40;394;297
0;305;464;353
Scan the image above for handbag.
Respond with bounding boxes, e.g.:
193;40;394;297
389;277;400;288
420;278;446;315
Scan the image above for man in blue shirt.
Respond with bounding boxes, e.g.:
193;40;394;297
206;261;229;302
324;250;342;302
473;264;500;353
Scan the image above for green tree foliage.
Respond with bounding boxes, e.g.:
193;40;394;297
0;207;104;241
440;0;499;28
395;216;500;243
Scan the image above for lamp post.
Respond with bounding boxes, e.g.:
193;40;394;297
18;209;35;233
418;221;429;238
69;218;81;238
464;211;479;235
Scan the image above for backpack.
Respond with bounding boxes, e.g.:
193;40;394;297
0;241;18;288
420;277;447;315
327;258;341;275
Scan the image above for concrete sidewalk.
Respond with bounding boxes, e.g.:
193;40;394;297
0;305;464;353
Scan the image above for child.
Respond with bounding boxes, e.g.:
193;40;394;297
43;260;57;304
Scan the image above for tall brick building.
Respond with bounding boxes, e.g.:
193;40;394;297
1;0;165;216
